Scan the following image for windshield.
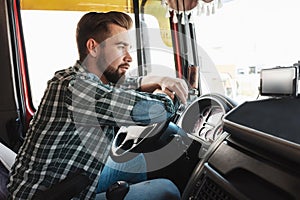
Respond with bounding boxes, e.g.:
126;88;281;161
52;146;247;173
193;0;300;103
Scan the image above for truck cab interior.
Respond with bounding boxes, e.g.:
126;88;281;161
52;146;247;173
1;0;300;199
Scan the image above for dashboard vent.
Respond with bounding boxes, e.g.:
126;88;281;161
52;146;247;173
190;173;235;200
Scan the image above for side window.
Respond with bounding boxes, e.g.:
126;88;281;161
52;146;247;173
21;10;84;108
128;15;176;78
21;10;175;108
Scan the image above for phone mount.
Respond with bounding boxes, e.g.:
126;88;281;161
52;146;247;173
259;65;298;97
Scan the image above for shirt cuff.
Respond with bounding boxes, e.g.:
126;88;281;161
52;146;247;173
121;76;143;89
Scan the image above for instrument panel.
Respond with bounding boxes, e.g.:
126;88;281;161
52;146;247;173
176;94;236;144
192;105;224;142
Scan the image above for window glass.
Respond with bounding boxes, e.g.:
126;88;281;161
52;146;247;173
194;0;300;103
21;10;175;108
21;10;85;107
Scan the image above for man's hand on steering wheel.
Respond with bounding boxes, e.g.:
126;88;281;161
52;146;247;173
140;76;189;104
153;88;175;101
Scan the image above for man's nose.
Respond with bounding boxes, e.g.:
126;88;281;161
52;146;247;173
124;51;132;62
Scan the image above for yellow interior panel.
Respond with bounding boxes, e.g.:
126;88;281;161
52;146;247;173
144;1;172;46
20;0;133;12
20;0;172;47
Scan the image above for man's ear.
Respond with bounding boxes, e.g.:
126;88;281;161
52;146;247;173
86;38;99;57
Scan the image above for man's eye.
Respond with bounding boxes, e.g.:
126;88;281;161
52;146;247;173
118;45;125;49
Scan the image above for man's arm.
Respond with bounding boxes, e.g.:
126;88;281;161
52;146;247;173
67;77;179;127
140;76;189;104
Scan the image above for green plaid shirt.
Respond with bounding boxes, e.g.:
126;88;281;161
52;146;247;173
8;62;178;199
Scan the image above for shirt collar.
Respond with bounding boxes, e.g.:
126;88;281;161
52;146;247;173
74;61;103;83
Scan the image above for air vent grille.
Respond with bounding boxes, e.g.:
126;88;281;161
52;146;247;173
190;174;235;200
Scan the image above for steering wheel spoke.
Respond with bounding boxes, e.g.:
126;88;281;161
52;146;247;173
110;123;167;162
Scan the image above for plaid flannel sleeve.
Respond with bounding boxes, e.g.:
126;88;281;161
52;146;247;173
120;76;143;89
66;76;177;127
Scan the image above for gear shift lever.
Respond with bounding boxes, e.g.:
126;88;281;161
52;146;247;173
106;181;130;200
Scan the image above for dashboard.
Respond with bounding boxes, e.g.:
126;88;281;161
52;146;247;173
182;96;300;200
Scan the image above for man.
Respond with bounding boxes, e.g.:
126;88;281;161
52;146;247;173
8;11;188;199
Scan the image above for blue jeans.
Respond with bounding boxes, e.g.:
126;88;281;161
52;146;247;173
95;154;181;200
96;154;147;193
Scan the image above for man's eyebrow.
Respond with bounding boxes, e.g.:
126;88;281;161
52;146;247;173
115;41;130;46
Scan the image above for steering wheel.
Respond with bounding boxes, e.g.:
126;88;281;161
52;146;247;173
110;122;167;163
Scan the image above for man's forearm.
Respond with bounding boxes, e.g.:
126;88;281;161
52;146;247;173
139;83;161;93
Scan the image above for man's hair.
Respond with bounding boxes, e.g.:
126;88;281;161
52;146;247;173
76;11;133;62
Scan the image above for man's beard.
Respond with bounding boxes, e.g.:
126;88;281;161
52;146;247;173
103;65;126;84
